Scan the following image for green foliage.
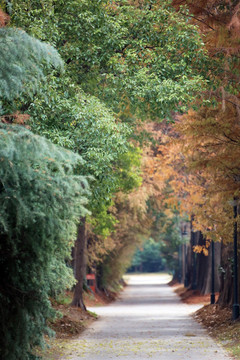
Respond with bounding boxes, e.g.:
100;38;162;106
5;0;212;313
24;75;141;235
54;292;73;306
151;206;184;274
10;0;209;121
97;188;152;289
8;0;210;243
129;238;166;273
0;20;91;359
0;124;89;360
48;259;77;298
0;27;63;112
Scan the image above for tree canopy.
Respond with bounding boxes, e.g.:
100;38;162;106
0;18;90;359
3;0;239;356
10;0;209;120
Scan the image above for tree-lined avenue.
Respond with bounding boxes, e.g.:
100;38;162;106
60;274;231;360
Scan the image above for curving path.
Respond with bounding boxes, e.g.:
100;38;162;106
60;274;232;360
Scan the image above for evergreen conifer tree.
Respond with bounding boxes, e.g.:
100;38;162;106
0;18;89;359
0;25;63;114
0;124;90;359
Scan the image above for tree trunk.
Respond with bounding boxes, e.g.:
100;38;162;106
189;226;198;289
196;232;209;292
185;226;221;294
184;242;192;287
71;217;87;310
201;241;221;295
218;242;234;306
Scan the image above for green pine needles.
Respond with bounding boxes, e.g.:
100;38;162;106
0;27;63;110
0;124;90;359
0;23;90;359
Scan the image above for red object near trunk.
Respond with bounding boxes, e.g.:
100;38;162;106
86;274;96;293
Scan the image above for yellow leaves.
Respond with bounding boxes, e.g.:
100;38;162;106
203;247;209;256
193;245;209;256
189;191;205;206
164;208;175;219
164;196;179;210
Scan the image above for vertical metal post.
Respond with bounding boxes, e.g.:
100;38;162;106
233;201;239;320
184;244;189;287
211;241;215;304
182;244;185;285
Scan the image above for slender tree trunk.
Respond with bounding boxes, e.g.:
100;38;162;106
201;241;221;295
190;227;198;289
185;242;191;287
218;242;234;306
71;217;87;310
185;227;221;294
196;232;209;292
196;232;221;295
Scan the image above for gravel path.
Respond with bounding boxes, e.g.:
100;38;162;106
60;274;232;360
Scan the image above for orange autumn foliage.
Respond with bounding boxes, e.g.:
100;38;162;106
157;104;240;247
147;0;240;254
0;9;9;27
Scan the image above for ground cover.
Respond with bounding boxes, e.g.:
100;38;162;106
39;277;240;359
35;290;114;359
46;273;231;360
173;283;240;359
49;290;116;338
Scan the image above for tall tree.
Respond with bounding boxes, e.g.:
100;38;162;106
21;76;140;308
10;0;209;120
8;0;211;307
0;13;90;357
0;124;89;359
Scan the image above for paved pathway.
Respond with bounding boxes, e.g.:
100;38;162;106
60;274;232;360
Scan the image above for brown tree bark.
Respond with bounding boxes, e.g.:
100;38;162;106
185;227;221;294
201;241;221;295
186;225;198;289
71;217;87;310
196;232;209;293
218;242;234;306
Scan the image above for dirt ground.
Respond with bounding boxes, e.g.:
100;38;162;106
49;290;116;339
172;283;219;305
36;290;117;359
